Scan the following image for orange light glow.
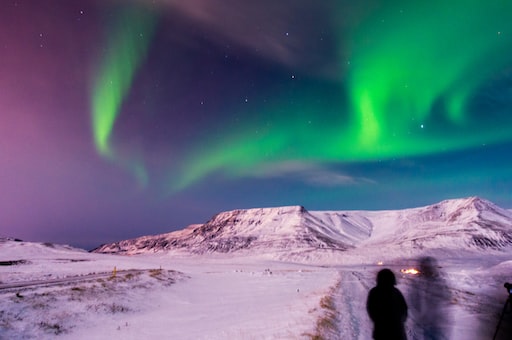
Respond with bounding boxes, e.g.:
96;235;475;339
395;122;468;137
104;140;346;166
401;268;420;275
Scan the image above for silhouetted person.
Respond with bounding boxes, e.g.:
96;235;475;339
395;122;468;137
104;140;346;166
493;283;512;340
409;256;452;340
367;268;408;340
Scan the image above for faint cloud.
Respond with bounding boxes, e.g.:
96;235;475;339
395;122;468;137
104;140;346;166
134;0;343;78
248;161;375;187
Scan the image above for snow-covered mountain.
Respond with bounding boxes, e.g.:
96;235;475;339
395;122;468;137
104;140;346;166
92;197;512;257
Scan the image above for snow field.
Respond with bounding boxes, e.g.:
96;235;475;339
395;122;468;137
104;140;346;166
1;244;341;339
2;239;512;339
70;263;340;339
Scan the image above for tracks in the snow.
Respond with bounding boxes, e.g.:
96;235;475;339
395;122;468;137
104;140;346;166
327;269;374;340
0;269;144;291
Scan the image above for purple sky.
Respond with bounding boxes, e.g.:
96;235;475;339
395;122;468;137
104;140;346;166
2;0;512;250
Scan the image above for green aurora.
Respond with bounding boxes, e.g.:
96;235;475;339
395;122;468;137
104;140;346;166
170;0;512;191
348;0;511;149
87;1;512;193
91;6;156;185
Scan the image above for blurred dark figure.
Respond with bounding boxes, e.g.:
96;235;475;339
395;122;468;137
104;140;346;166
409;257;452;340
492;283;512;340
367;268;408;340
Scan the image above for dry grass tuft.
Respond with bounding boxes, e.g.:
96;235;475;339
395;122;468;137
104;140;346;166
304;279;342;340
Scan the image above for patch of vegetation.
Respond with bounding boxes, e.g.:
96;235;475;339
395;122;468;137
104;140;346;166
149;269;163;279
39;321;65;335
304;281;341;340
0;260;28;266
1;268;187;338
69;286;87;301
54;258;90;263
88;302;130;314
32;301;49;310
148;269;182;287
71;286;84;292
0;310;11;330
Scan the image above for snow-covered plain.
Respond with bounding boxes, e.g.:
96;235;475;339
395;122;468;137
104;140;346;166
2;241;512;340
0;242;344;339
2;197;512;339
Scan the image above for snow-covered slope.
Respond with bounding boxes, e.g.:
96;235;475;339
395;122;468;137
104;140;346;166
89;224;203;255
360;197;512;250
92;197;512;257
93;206;373;255
0;238;87;260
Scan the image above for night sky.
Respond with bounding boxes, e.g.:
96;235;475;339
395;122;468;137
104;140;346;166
2;0;512;250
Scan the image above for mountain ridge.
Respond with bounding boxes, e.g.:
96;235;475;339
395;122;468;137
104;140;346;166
92;197;512;257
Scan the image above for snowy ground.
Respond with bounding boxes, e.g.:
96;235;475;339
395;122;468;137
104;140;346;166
1;241;512;339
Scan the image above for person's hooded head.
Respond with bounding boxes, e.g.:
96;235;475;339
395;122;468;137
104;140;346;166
419;256;439;278
376;268;396;288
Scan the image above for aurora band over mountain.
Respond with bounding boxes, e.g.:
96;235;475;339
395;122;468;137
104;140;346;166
171;0;512;191
87;1;512;193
